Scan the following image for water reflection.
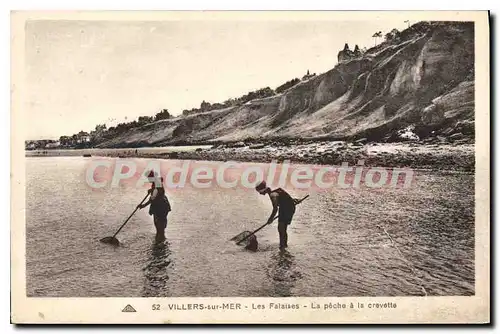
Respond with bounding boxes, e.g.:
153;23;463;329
26;157;475;297
142;240;172;297
267;249;302;297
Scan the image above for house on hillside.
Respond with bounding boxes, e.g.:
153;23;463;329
302;69;316;81
45;141;61;149
76;131;91;144
337;43;363;63
25;142;36;150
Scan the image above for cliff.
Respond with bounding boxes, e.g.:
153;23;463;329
96;21;474;148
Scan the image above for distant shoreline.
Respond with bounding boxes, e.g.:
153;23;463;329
27;140;475;173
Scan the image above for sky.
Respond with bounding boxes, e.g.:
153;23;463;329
24;17;410;140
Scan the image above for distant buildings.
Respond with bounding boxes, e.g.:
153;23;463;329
45;141;61;149
25;139;60;150
59;136;72;147
76;131;91;144
302;69;316;81
25;131;91;150
25;142;36;150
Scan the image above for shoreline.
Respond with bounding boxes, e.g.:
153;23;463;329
87;141;475;173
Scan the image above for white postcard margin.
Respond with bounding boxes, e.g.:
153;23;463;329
10;10;490;324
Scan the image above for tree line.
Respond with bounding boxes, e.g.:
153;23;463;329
180;70;315;116
50;68;320;147
370;21;432;49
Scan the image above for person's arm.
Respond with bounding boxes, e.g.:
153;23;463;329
267;193;279;224
138;189;155;209
139;199;151;209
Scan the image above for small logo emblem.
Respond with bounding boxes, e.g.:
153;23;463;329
122;304;137;312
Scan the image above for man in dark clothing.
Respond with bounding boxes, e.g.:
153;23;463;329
255;181;300;249
138;172;171;242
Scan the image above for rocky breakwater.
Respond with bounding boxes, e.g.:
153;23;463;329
165;137;474;172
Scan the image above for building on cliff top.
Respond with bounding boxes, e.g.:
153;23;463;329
337;43;363;63
302;69;316;81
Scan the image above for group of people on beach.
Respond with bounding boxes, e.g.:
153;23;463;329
139;171;301;250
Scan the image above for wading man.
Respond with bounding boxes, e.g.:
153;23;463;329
138;171;171;242
255;181;300;249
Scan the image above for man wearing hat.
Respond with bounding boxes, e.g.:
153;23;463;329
255;181;300;249
138;171;171;242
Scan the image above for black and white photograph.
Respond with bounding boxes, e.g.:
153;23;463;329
10;10;490;324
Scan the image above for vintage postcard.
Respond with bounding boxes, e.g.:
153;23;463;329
11;10;490;324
